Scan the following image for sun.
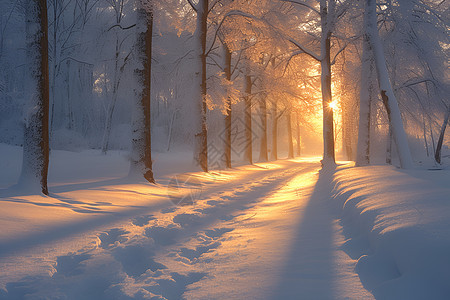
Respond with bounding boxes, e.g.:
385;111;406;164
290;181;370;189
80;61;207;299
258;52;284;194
328;100;339;110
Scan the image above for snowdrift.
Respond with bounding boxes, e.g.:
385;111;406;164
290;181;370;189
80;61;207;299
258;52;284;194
332;165;450;299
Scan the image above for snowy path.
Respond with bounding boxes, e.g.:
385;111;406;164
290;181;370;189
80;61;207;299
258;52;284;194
0;158;373;299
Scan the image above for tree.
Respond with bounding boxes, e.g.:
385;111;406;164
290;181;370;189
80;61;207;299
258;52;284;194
287;109;294;159
187;0;209;171
258;93;268;162
280;0;343;167
296;110;301;156
20;0;50;195
129;0;155;183
364;0;414;169
244;70;253;164
223;43;232;168
356;21;374;166
435;107;449;164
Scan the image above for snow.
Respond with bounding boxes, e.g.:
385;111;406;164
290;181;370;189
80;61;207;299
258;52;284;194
0;143;449;299
332;164;450;299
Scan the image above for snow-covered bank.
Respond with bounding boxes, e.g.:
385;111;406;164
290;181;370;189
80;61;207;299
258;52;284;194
332;165;450;299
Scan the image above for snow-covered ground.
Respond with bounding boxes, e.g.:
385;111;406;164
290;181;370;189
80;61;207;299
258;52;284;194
332;164;450;300
0;143;449;299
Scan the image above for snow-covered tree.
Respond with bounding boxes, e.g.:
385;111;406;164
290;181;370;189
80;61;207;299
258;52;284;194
129;0;155;182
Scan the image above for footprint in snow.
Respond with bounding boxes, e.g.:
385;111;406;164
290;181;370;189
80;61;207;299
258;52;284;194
204;227;234;239
112;243;166;278
132;214;155;227
54;252;91;277
145;271;206;300
177;242;221;263
172;213;201;228
145;226;181;246
98;228;129;249
161;207;179;214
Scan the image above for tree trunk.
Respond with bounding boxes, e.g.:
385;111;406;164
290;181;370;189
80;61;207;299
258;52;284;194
20;0;50;195
244;72;252;164
366;0;414;169
356;29;374;166
287;110;294;159
422;113;429;157
49;0;58;139
320;0;336;167
271;100;278;161
435;107;450;164
296;111;301;156
129;1;154;183
386;124;392;165
193;0;208;172
258;95;268;162
224;44;232;168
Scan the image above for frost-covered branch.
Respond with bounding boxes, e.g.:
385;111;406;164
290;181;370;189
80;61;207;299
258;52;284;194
279;0;320;15
288;38;320;61
186;0;198;12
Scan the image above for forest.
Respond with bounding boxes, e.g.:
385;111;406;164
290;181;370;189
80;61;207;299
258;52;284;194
0;0;449;299
0;0;448;193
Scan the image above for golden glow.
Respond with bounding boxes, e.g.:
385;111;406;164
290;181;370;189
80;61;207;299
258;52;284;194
328;100;339;110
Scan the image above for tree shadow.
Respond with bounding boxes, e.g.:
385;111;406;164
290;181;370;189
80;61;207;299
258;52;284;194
0;177;150;214
270;166;337;299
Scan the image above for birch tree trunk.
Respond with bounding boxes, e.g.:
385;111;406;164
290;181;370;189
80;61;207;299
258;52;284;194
356;28;374;166
20;0;50;195
365;0;414;169
193;0;208;172
129;0;154;183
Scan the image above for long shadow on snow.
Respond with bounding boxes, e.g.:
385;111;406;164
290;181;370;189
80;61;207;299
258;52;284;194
270;167;336;300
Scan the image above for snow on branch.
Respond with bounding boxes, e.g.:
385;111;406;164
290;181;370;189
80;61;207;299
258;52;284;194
206;9;258;56
288;38;320;61
279;0;320;16
186;0;198;12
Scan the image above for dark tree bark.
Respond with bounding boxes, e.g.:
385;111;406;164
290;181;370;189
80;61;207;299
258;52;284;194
244;73;252;164
20;0;50;195
224;44;232;168
435;107;450;164
197;0;209;172
386;124;393;165
129;0;155;183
